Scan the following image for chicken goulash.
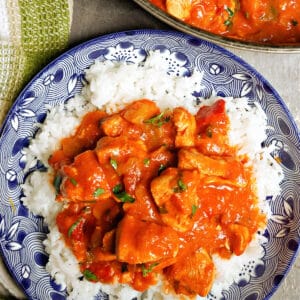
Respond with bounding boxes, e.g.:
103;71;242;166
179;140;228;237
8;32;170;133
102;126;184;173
50;99;266;297
149;0;300;44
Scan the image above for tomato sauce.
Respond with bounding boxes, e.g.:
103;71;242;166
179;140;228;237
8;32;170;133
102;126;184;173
51;99;266;297
149;0;300;44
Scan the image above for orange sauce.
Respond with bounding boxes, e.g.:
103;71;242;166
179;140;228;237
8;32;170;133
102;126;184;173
149;0;300;44
51;99;266;297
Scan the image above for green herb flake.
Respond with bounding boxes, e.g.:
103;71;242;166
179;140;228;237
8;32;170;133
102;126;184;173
110;158;118;170
270;6;278;18
158;164;166;175
83;269;98;281
224;7;235;27
68;218;82;237
144;111;170;127
206;126;213;138
158;206;168;214
141;262;159;277
143;158;150;167
178;178;187;191
94;188;105;197
224;19;233;27
291;19;298;26
70;177;77;186
115;191;135;203
226;7;234;17
112;184;135;203
174;178;187;193
53;175;62;194
112;183;123;194
191;204;198;217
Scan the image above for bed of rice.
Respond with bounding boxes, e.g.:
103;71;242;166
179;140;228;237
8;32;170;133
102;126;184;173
22;51;284;300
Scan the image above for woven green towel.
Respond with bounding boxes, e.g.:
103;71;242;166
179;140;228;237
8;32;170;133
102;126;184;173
0;0;72;124
0;1;72;297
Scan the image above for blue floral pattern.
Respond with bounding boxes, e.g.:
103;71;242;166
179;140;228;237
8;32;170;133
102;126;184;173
0;30;299;300
104;42;147;63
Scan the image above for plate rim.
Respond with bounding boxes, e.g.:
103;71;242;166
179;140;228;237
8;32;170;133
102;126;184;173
0;28;299;300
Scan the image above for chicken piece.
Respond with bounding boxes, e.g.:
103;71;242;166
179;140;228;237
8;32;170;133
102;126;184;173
92;197;121;224
166;0;192;20
118;156;144;194
49;110;107;170
226;224;251;256
116;215;179;264
173;107;196;147
121;99;160;125
144;146;176;181
187;0;237;34
91;229;117;262
123;183;161;221
96;136;147;164
201;175;247;189
60;150;111;202
102;229;116;253
142;113;176;150
100;114;129;137
240;0;274;22
167;248;215;297
150;168;201;232
178;148;246;187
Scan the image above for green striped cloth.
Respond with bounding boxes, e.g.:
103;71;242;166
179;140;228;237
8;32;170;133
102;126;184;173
0;0;72;297
0;0;72;124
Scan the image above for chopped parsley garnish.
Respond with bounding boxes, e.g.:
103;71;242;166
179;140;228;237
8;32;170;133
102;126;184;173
53;174;62;194
173;178;187;193
158;164;167;175
191;204;198;217
112;184;135;203
178;178;187;190
112;183;123;194
70;177;77;186
144;111;170;127
226;7;234;17
291;19;298;26
270;6;278;18
143;158;150;167
141;262;159;277
224;7;235;27
158;206;168;214
68;217;83;237
206;126;213;138
116;191;135;203
224;19;232;26
83;269;98;281
110;158;118;170
93;187;105;197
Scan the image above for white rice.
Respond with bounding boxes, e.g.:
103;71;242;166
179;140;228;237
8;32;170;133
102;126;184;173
22;51;284;300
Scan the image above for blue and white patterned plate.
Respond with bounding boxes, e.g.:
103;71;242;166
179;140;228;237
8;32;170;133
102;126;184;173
0;30;299;300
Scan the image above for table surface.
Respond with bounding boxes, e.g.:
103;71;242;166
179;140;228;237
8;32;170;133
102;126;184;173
71;1;300;300
2;0;300;299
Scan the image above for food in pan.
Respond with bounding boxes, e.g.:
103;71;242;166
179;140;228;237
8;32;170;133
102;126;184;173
23;52;283;299
149;0;300;44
